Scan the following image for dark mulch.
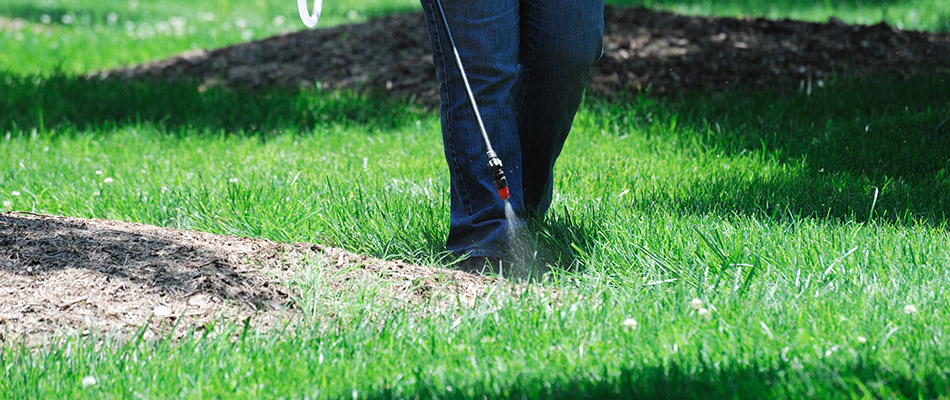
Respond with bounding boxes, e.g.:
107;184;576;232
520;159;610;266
90;6;950;104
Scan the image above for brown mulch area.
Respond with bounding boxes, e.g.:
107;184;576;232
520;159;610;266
0;212;505;344
91;6;950;105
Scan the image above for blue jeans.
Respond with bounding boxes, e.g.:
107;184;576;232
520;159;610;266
420;0;604;258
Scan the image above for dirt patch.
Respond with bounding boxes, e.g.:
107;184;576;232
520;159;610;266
90;6;950;104
0;212;505;344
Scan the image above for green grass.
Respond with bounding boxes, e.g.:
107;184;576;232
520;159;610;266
2;70;949;398
0;0;421;74
2;0;950;398
1;0;948;75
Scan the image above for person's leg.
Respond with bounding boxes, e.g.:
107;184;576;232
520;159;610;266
420;0;523;258
516;0;604;217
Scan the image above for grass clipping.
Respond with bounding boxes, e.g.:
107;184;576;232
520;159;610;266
0;213;523;345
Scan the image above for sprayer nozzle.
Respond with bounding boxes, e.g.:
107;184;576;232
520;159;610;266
487;155;509;201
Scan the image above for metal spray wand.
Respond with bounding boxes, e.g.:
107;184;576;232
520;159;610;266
432;0;510;201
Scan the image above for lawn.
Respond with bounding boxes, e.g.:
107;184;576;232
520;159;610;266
2;0;950;398
1;0;947;74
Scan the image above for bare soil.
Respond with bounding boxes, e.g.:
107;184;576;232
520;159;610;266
90;6;950;104
0;212;504;344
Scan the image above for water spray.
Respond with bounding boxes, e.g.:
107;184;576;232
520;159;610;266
432;0;510;202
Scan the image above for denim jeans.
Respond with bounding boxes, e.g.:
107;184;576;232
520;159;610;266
420;0;604;258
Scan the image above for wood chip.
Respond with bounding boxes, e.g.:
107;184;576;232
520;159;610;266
152;306;173;317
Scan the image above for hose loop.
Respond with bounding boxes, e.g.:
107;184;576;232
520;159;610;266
298;0;323;27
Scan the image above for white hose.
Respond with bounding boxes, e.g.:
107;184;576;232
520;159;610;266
297;0;323;27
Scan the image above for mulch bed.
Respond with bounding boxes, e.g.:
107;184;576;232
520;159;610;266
0;212;513;344
91;6;950;105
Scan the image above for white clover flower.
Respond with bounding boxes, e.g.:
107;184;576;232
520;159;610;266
273;15;286;26
698;308;711;320
690;298;703;310
41;14;51;24
11;191;20;196
856;335;868;344
61;14;75;25
81;375;96;387
103;177;114;184
161;186;169;194
622;318;638;330
2;201;11;209
95;170;103;175
903;304;918;314
228;177;239;184
107;12;119;25
169;16;186;31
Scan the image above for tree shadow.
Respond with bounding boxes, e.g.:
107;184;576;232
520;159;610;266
607;71;950;227
940;11;950;32
0;213;287;308
0;72;420;136
0;4;126;27
361;359;945;399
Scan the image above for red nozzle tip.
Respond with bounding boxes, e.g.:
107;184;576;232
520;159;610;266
497;187;510;201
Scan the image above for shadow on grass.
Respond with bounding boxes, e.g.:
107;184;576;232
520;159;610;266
0;72;421;135
595;72;950;227
0;4;129;27
363;359;946;399
939;11;950;32
3;70;946;242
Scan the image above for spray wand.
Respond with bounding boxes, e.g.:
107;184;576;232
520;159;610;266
298;0;509;201
431;0;510;201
